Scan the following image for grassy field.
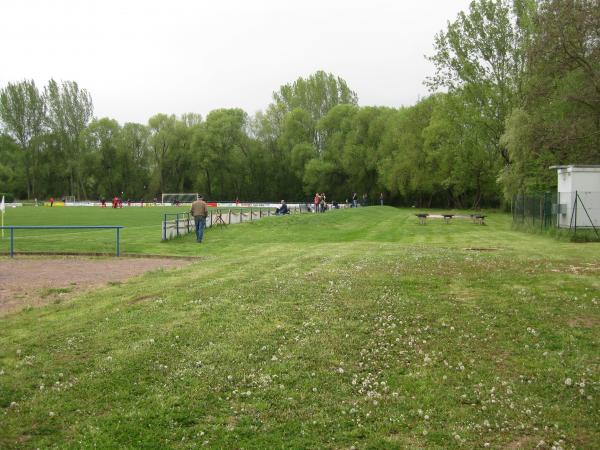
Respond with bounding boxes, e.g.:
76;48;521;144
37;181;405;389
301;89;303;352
0;207;598;448
0;205;271;256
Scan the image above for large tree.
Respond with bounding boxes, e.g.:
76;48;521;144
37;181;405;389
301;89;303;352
427;0;535;166
272;70;358;154
44;79;94;199
0;80;46;198
119;122;151;198
501;0;600;197
192;109;249;199
148;113;178;195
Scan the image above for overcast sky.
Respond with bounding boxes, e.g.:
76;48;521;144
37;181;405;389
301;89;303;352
2;0;472;124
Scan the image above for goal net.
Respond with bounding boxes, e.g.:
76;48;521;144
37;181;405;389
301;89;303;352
161;193;199;204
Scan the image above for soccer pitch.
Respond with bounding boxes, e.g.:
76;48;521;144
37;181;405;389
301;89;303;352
0;205;269;256
1;207;599;448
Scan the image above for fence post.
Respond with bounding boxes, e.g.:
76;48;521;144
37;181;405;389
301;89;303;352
10;227;14;258
574;190;578;235
116;228;120;257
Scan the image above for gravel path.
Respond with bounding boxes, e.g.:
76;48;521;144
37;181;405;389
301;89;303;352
0;256;192;315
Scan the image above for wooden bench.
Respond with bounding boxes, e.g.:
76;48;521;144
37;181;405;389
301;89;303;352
442;214;454;224
472;214;486;225
416;213;428;225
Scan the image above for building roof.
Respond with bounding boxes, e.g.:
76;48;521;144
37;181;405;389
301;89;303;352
549;165;600;170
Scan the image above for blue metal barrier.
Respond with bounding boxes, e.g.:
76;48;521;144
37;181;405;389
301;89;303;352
0;226;124;257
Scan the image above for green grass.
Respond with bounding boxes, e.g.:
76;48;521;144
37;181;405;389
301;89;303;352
1;207;599;448
0;206;270;256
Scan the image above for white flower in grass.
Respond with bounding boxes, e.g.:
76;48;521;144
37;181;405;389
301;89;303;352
49;411;55;417
149;338;155;344
271;355;278;361
10;401;17;408
484;443;490;448
312;387;317;392
564;378;573;387
337;367;345;374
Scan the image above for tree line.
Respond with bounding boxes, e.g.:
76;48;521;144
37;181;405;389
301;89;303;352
1;0;598;207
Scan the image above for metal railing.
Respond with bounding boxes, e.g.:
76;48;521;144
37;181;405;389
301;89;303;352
0;225;124;257
162;212;193;240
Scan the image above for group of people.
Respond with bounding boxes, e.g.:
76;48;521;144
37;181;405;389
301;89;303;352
313;192;329;213
189;191;386;245
351;192;384;207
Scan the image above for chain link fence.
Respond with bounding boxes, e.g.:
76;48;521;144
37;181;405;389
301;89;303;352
513;191;599;239
512;192;557;230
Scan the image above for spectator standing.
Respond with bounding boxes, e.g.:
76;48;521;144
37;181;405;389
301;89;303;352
362;193;369;207
49;197;54;207
190;195;208;243
313;192;321;213
380;192;384;206
352;192;358;208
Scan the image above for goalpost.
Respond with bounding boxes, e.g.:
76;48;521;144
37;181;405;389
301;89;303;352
161;193;199;204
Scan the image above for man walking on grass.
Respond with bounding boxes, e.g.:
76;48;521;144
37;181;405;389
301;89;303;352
191;196;208;243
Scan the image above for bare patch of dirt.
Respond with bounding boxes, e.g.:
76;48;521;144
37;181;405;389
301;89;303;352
550;263;600;275
505;436;542;449
568;316;599;328
0;256;193;315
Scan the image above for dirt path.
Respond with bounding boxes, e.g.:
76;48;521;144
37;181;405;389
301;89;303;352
0;256;193;315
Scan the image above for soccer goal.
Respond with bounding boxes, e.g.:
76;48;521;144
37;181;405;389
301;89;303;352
161;193;199;204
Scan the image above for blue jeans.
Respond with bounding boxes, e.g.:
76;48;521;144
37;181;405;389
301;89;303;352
194;216;206;242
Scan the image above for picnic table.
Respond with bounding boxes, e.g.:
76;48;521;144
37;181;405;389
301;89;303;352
416;213;428;225
415;213;487;225
442;214;454;224
471;214;486;225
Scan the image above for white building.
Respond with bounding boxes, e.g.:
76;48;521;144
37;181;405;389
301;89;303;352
550;165;600;229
